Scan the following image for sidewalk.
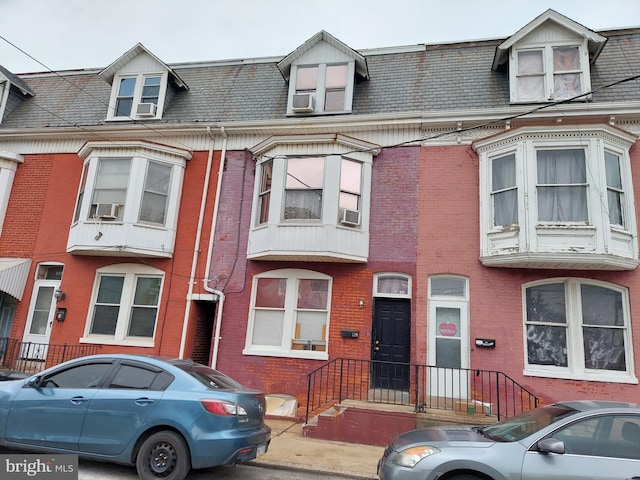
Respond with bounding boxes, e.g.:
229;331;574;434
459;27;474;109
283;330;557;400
251;419;383;479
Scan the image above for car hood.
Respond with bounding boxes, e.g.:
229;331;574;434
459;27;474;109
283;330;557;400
391;426;495;448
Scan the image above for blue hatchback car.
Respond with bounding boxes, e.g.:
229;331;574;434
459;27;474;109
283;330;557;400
0;354;271;480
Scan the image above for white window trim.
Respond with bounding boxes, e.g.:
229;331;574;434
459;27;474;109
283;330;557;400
509;39;591;103
0;152;23;236
243;269;331;360
373;272;412;299
522;278;637;384
287;62;355;115
106;72;168;121
80;264;164;347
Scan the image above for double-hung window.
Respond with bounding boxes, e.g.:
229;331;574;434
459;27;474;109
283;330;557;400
257;160;272;225
284;157;324;220
524;279;634;382
605;151;624;227
491;153;518;227
339;158;362;223
84;265;163;346
536;149;587;222
245;269;331;359
139;161;171;225
90;158;130;221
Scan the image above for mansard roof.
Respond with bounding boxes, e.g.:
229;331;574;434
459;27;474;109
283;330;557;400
0;24;638;130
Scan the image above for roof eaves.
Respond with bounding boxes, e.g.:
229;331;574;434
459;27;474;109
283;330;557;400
0;64;35;96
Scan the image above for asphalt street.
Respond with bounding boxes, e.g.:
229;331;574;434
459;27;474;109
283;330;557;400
78;459;350;479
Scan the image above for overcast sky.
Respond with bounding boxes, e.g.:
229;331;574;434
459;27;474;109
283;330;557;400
1;0;639;74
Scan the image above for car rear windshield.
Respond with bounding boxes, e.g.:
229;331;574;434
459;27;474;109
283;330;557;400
173;362;244;390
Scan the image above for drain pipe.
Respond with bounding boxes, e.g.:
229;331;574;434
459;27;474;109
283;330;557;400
203;126;228;369
178;125;216;359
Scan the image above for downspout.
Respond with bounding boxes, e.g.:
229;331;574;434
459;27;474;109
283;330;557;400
178;125;216;358
203;126;228;369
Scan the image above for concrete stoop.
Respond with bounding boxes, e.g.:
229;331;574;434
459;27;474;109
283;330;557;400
303;400;498;447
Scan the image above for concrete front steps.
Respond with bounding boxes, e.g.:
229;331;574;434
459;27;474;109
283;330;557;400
303;399;498;447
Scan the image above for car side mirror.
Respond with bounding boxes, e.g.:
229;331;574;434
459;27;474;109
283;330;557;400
537;438;565;455
27;376;43;389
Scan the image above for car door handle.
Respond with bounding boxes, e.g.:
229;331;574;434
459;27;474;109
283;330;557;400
70;396;88;405
135;397;155;406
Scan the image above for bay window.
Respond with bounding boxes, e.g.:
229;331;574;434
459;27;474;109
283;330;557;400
248;134;377;262
68;141;190;258
475;126;638;270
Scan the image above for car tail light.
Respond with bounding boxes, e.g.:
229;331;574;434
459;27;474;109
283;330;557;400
201;399;247;416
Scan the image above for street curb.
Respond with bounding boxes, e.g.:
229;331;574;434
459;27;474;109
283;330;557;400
249;458;378;479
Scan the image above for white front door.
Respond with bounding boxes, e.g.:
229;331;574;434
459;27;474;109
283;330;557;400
21;280;58;360
427;276;469;402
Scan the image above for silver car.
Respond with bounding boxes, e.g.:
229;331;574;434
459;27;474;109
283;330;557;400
378;400;640;480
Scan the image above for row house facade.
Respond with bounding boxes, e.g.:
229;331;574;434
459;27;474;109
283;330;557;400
0;9;639;416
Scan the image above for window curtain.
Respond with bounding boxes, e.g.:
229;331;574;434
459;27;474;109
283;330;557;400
537;149;587;222
553;47;581;99
517;50;544;101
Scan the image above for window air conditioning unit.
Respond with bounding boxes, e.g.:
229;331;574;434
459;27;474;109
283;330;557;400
291;93;315;113
340;208;360;226
136;102;157;117
95;203;119;220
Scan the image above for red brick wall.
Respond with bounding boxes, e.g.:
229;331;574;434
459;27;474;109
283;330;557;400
209;146;419;406
417;141;640;405
1;149;219;360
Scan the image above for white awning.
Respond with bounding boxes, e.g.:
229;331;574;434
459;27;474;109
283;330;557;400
0;258;31;300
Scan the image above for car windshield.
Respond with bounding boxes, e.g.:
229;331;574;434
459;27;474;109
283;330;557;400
480;405;576;442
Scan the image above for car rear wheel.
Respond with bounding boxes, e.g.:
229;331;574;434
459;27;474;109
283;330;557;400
136;431;191;480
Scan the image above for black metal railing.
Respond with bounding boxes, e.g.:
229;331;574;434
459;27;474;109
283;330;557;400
0;338;102;374
306;358;540;423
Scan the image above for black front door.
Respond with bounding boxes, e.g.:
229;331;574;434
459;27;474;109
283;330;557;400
371;298;411;390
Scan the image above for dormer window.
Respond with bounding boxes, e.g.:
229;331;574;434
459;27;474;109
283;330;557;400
291;63;351;114
278;31;369;117
112;73;164;119
515;45;583;102
100;43;188;122
492;9;607;105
